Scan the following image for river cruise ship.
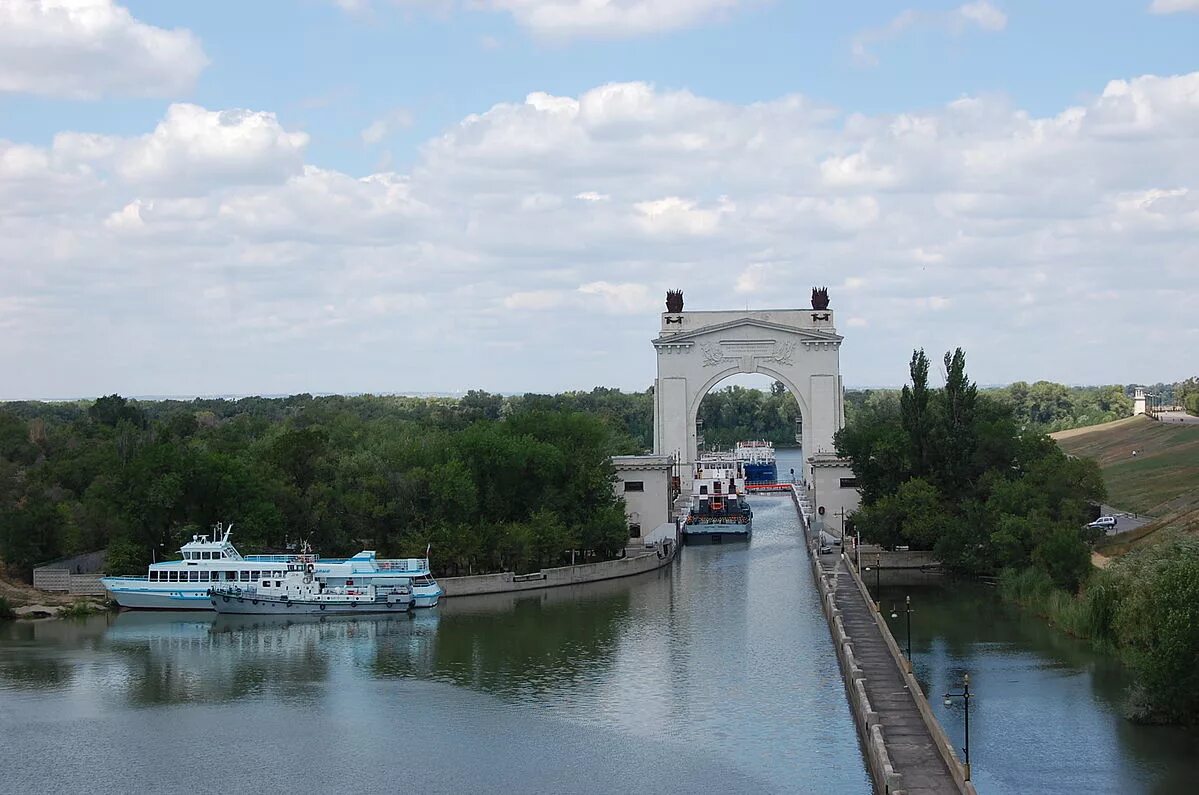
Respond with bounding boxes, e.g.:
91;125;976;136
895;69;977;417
683;454;753;544
100;525;443;610
734;440;778;484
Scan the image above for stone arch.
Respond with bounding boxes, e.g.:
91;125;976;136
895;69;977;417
686;365;811;451
652;305;845;492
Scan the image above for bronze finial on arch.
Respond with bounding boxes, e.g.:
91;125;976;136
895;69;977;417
666;290;684;314
811;287;829;311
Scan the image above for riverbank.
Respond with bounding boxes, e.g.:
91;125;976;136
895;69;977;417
998;542;1199;727
0;574;112;620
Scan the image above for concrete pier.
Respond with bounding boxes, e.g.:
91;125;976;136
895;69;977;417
793;485;973;795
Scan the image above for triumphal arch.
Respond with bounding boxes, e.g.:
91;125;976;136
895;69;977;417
651;289;860;535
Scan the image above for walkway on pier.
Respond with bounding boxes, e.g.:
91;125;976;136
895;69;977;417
815;549;964;794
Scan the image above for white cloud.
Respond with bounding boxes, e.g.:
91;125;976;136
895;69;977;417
852;2;1007;67
361;108;415;145
504;289;570;310
338;0;745;38
956;1;1007;31
503;282;656;314
0;0;207;98
487;0;742;39
3;73;1199;395
1149;0;1199;12
634;196;730;236
577;281;657;313
56;104;311;191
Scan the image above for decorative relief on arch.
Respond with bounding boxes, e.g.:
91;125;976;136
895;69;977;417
699;339;796;368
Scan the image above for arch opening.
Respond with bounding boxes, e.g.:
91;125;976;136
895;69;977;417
693;373;803;457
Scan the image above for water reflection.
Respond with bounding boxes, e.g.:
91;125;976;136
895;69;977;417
878;579;1199;795
1;492;871;794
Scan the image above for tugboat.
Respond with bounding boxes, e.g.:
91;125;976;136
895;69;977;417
209;558;413;615
734;440;778;484
683;454;753;544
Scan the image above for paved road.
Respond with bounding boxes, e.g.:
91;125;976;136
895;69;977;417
1100;504;1151;536
1153;410;1199;425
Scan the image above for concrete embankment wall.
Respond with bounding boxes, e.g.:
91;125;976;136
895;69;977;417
441;543;676;598
837;549;978;795
32;570;106;595
806;542;906;793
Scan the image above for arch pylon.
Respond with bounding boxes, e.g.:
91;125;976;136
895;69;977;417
652;300;848;506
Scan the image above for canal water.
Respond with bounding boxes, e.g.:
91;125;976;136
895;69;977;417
0;494;872;795
874;578;1199;795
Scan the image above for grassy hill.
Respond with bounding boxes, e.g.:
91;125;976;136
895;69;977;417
1053;416;1199;553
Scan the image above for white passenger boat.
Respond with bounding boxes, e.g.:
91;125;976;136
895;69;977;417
209;563;412;615
100;524;443;610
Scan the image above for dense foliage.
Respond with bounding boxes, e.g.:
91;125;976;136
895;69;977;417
0;394;636;579
837;349;1106;587
696;383;800;450
1178;378;1199;416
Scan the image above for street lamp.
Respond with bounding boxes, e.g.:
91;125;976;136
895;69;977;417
943;674;973;781
863;552;881;610
890;595;914;663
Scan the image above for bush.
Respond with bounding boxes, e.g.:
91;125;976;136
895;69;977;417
0;596;14;621
1109;539;1199;724
1032;525;1092;592
57;601;102;618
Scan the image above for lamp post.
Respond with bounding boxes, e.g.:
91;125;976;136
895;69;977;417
905;595;912;660
864;552;881;610
943;674;972;781
890;595;913;663
875;552;881;609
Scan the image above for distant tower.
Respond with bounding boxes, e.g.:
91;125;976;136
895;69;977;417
1133;387;1146;416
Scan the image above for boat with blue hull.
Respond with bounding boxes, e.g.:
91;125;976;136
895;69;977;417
683;455;753;544
735;441;777;484
101;524;443;610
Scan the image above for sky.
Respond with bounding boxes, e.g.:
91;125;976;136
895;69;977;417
1;0;1197;399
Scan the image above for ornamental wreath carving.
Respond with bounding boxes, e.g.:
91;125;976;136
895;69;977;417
700;340;796;367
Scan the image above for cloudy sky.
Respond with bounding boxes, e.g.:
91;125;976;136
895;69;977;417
1;0;1197;399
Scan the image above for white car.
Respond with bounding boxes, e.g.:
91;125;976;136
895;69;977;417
1087;516;1118;530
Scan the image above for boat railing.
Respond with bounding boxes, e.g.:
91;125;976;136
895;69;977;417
243;553;315;564
374;558;429;573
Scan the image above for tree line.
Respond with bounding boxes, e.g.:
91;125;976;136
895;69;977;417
0;393;639;579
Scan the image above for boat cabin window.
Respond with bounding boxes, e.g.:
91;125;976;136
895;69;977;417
699;485;708;495
199;572;209;582
239;571;250;582
713;481;722;494
167;571;178;582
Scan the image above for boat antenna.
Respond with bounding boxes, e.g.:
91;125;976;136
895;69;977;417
223;524;233;543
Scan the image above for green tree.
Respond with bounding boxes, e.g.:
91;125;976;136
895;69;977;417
1031;525;1091;592
900;349;932;477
